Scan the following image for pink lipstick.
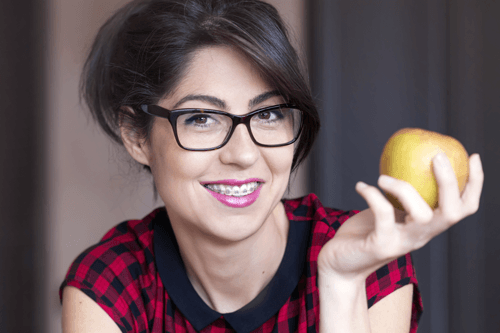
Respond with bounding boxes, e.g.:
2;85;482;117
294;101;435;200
201;178;264;208
199;178;264;186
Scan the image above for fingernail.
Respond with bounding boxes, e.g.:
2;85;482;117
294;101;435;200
379;174;395;185
357;181;368;189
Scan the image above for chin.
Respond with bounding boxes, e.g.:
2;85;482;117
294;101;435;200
206;213;268;243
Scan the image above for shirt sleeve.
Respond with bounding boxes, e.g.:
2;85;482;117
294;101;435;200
365;252;423;333
59;243;141;333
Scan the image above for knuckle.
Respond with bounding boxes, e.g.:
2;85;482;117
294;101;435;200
418;208;434;223
379;202;396;216
466;202;480;215
442;209;462;224
441;173;458;186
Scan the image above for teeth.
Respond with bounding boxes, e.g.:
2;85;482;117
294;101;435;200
240;184;248;195
205;182;260;197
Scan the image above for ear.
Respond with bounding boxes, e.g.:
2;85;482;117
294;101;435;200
119;106;152;166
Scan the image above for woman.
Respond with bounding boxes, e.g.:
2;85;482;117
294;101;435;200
60;0;484;332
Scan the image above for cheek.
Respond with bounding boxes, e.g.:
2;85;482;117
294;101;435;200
147;122;215;195
152;147;214;187
265;145;294;178
150;148;217;212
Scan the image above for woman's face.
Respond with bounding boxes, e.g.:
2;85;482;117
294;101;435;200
133;46;294;242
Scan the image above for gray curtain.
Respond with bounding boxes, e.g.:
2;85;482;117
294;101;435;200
307;0;499;332
0;0;47;331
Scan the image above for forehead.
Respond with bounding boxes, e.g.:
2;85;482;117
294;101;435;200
187;46;263;81
165;46;280;110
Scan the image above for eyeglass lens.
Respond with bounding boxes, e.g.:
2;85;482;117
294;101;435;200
175;107;302;149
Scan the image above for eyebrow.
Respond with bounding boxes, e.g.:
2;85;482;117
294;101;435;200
172;90;282;110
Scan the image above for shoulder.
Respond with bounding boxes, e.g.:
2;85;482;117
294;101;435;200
59;207;166;328
62;286;123;333
60;207;162;287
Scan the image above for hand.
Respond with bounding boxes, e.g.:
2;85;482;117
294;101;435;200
317;153;484;282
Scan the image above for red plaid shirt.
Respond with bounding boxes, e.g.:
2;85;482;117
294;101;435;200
60;193;423;332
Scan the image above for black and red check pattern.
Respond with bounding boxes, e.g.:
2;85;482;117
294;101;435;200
60;193;423;332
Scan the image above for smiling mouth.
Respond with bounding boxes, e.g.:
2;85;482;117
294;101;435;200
203;182;262;197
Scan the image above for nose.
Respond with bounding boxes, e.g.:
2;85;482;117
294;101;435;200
219;123;260;168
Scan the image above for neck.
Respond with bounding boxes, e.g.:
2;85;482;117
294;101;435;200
171;202;289;314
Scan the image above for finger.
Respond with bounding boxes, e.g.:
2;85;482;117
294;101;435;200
432;152;462;222
355;181;395;234
378;174;434;224
459;154;484;216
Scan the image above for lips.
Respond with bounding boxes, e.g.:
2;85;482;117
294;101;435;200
200;178;264;208
200;178;264;186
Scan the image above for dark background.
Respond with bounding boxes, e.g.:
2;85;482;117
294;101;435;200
1;0;499;332
307;0;499;332
0;0;47;332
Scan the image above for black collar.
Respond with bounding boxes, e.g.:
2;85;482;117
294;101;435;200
153;205;311;333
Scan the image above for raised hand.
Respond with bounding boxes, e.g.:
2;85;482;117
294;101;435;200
317;153;484;283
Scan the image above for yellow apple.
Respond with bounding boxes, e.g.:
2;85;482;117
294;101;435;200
379;128;469;212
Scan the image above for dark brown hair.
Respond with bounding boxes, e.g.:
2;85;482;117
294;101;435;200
81;0;320;200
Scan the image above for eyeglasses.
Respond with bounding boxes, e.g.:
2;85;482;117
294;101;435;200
140;103;303;151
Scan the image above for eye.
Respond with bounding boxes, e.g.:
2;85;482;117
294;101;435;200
193;115;208;124
184;114;216;126
258;111;272;120
256;110;284;121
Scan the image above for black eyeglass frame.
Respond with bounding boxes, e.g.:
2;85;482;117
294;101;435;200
140;103;303;151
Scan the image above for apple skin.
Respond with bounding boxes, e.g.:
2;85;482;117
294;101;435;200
379;128;469;212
